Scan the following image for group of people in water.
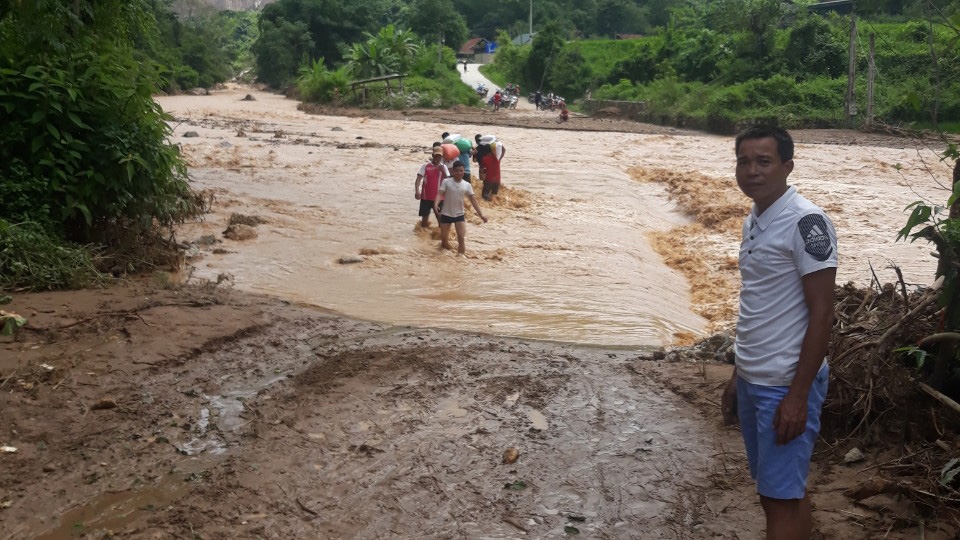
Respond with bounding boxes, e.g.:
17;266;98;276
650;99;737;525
413;132;505;254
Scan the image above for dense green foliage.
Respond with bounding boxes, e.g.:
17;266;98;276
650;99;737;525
479;0;960;131
0;0;201;290
253;0;387;87
137;1;258;91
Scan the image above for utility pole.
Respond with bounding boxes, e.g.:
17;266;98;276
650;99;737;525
845;5;857;129
529;0;533;36
438;30;444;64
866;32;875;128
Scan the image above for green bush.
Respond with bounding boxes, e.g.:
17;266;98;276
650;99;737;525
297;59;350;104
0;51;200;242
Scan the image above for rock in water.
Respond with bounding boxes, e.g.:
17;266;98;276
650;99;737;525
223;224;258;241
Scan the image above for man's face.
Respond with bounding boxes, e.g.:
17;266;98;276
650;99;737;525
432;152;442;164
451;166;465;180
735;137;793;210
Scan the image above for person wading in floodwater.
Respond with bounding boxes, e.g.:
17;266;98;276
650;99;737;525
414;145;449;228
434;161;488;255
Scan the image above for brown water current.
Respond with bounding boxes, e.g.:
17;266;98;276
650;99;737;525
159;86;947;347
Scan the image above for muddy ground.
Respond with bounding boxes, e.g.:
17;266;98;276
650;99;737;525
2;89;958;539
2;286;954;539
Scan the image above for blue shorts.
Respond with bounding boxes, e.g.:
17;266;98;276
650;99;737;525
736;364;829;500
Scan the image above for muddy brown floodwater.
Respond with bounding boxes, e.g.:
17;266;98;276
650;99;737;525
2;84;956;540
159;85;948;346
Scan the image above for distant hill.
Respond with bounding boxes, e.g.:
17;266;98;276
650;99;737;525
200;0;277;10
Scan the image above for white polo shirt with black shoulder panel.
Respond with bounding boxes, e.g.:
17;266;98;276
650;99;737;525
734;186;838;387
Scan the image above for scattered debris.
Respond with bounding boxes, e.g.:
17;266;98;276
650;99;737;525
228;213;267;227
338;255;364;264
198;235;218;246
331;126;343;131
183;131;200;138
0;311;26;337
503;480;527;490
502;447;520;464
241;94;256;101
1;446;18;453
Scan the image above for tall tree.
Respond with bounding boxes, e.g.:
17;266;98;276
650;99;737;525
596;0;649;37
403;0;468;51
524;20;565;91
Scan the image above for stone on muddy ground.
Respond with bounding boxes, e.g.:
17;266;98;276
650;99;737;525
844;447;865;464
91;398;118;411
223;224;258;241
338;255;365;264
241;94;256;101
198;235;218;245
331;126;344;131
502;447;520;464
183;131;200;138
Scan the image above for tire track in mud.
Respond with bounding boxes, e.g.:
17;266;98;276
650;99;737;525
125;320;750;539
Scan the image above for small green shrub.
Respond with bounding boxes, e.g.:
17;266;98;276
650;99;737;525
296;59;350;104
0;220;102;291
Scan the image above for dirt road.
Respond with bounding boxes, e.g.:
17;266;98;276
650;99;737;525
1;85;955;539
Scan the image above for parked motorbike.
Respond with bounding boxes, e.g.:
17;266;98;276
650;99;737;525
475;84;488;99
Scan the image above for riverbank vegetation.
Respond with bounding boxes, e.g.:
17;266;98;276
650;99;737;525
0;0;203;291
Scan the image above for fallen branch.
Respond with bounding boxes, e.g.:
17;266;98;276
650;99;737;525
919;333;960;347
919;382;960;417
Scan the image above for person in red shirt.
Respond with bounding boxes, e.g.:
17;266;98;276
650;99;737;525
493;91;502;111
414;146;449;227
479;150;501;201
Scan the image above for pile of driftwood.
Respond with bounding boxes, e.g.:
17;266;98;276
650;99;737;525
826;276;960;515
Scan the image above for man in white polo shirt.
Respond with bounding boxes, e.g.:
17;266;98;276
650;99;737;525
720;125;837;540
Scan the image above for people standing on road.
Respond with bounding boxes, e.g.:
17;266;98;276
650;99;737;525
534;90;542;111
434;161;487;255
463;61;468;72
720;125;837;540
414;145;450;228
493;90;502;112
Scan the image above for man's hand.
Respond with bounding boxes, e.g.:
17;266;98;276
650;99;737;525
415;189;421;200
773;391;807;445
721;377;738;425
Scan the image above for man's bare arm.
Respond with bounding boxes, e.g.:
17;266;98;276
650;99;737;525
773;267;836;444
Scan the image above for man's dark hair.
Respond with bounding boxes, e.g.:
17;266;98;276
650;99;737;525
735;125;794;162
475;133;482;143
432;141;442;147
441;132;450;140
451;160;464;169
